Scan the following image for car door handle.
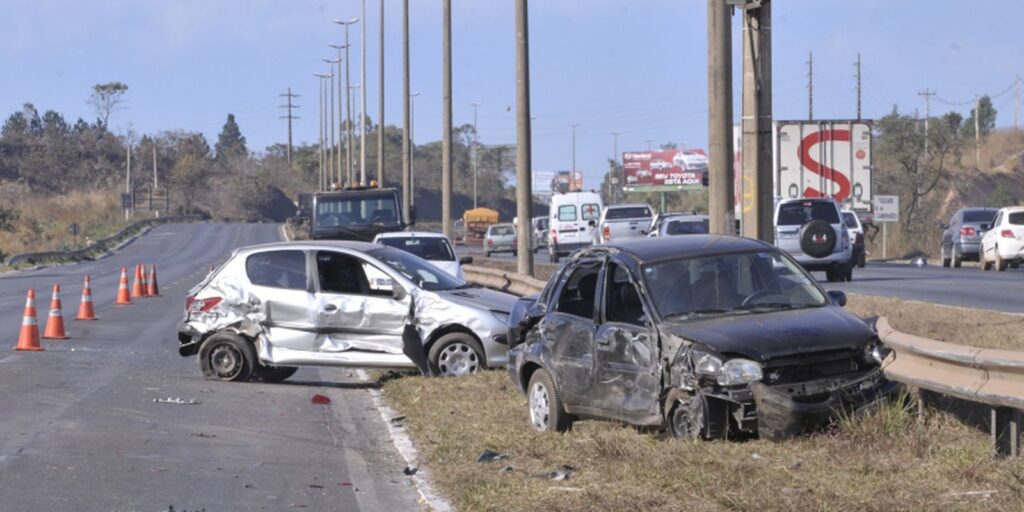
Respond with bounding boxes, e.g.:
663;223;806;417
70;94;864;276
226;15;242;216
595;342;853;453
323;304;338;313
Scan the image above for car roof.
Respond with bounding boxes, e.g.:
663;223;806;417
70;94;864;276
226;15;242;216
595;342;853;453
375;231;448;240
606;203;650;209
778;197;838;205
960;207;998;212
999;206;1024;213
236;240;383;254
588;235;772;263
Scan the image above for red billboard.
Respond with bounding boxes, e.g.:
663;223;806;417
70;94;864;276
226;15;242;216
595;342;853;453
622;149;707;191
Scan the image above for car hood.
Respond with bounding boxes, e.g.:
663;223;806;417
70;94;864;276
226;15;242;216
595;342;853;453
438;286;518;313
662;306;872;362
427;260;462;279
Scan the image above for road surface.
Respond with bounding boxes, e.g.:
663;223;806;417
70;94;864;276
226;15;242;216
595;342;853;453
0;223;424;512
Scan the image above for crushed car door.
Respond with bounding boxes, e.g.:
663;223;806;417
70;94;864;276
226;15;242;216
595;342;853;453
542;258;602;412
593;262;661;425
245;249;319;352
313;250;409;355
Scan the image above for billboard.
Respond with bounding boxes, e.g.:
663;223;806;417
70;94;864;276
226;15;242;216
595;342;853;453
551;170;584;193
622;149;706;192
775;121;873;212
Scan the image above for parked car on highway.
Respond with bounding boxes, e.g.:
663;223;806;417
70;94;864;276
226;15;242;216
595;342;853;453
774;197;854;282
548;191;603;263
648;213;709;237
506;236;896;440
979;206;1024;271
940;207;998;268
485;223;517;257
841;210;866;268
177;241;516;381
373;231;472;281
646;211;699;237
597;203;653;243
532;216;550;252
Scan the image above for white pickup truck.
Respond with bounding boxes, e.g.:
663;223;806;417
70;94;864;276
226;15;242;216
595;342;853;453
597;204;654;244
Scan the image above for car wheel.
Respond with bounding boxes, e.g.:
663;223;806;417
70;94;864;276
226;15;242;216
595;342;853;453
198;332;256;382
428;333;484;377
513;251;518;257
527;368;573;433
843;266;854;282
825;269;838;282
549;251;560;264
952;249;962;268
996;248;1007;272
981;255;993;271
941;247;950;268
668;394;706;440
254;365;298;383
858;252;866;268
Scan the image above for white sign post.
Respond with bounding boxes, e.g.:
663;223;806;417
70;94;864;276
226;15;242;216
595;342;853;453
874;195;900;259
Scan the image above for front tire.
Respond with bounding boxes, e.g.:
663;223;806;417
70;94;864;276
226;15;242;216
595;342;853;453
198;332;256;382
952;248;963;268
527;368;573;433
941;246;950;268
428;333;484;377
254;365;298;382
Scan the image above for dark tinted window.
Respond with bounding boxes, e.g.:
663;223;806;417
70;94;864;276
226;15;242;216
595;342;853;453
316;251;369;295
490;225;514;237
246;250;306;290
666;219;709;235
378;237;455;261
842;212;859;228
963;210;997;222
555;263;600;319
315;193;400;227
1008;212;1024;225
604;264;646;326
605;207;652;220
777;201;840;226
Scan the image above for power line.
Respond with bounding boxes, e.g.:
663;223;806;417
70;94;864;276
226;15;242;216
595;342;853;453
278;88;300;166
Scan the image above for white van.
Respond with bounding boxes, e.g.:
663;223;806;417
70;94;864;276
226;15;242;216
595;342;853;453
548;191;603;263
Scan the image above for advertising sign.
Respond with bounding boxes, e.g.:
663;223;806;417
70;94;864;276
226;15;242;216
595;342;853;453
873;195;899;222
551;170;584;193
622;149;707;192
775;120;873;212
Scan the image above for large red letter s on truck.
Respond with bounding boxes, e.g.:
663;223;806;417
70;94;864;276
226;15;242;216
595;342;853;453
798;129;851;202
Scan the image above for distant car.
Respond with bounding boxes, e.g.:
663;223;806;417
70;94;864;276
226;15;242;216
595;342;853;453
373;231;471;281
177;241;516;380
548;191;603;263
485;223;517;257
646;211;699;237
531;216;550;253
597;203;653;244
841;211;866;268
648;214;709;237
979;206;1024;271
774;198;853;282
940;207;998;268
506;236;896;440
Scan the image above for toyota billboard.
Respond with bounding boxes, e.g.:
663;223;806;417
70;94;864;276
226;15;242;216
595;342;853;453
622;149;707;192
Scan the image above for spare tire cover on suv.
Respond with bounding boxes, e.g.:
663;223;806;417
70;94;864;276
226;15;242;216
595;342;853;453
799;220;836;258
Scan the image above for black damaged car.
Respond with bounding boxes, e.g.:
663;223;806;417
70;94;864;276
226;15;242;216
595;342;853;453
506;235;897;440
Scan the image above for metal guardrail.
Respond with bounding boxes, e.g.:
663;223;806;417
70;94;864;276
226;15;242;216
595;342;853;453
878;316;1023;457
462;265;546;297
5;215;204;266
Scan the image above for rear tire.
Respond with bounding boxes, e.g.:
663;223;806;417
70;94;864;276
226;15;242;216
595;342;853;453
527;368;573;433
254;365;298;383
981;255;993;271
996;249;1008;271
825;269;839;282
198;332;256;382
428;332;485;377
941;247;950;268
952;249;962;268
857;252;866;268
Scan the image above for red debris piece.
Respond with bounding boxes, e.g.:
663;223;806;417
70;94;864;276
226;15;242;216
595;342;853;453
311;394;331;405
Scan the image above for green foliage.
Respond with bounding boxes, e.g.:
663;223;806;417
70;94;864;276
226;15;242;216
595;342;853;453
961;95;997;138
214;114;248;165
0;205;18;231
87;82;129;126
990;182;1016;207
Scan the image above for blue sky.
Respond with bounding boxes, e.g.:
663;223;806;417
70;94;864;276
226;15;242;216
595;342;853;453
2;0;1021;190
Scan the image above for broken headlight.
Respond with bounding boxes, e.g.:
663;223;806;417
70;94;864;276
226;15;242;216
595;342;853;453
717;359;763;386
694;352;723;376
862;339;889;365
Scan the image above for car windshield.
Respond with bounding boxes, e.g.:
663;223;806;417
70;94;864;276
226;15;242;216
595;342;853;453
642;250;827;321
842;212;859;228
490;225;514;236
367;247;466;291
777;201;841;225
963;210;997;222
1009;212;1024;225
316;193;401;227
605;207;652;220
378;236;455;262
665;219;708;235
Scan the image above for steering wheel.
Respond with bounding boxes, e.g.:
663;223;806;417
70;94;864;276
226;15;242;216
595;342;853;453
740;290;775;307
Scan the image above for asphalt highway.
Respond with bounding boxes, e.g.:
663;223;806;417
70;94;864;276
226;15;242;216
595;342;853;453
0;223;423;512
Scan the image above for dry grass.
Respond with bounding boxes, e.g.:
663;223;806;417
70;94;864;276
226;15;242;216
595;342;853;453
384;371;1024;512
0;184;125;256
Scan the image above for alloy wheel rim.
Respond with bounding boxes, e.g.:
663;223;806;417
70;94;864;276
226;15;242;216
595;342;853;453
437;342;479;376
529;381;550;431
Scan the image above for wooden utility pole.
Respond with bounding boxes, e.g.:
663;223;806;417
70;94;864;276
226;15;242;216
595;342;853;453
402;0;411;222
807;52;813;120
740;0;773;242
918;89;935;153
515;0;533;275
442;0;453;238
279;88;300;165
707;0;734;235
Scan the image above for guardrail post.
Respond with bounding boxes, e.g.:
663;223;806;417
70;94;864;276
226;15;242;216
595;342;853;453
991;407;1021;457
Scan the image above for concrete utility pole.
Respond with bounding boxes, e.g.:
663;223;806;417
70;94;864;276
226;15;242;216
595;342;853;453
442;0;453;238
278;88;300;165
334;18;358;184
329;44;346;183
707;0;734;235
471;101;482;208
807;51;813;120
377;0;385;188
323;58;340;188
740;0;773;242
402;0;411;223
1016;75;1021;131
125;145;131;220
918;88;935;153
514;0;533;276
152;145;158;189
855;53;861;120
975;95;981;166
411;91;420;209
315;73;326;191
611;131;621;204
360;0;368;185
571;122;579;174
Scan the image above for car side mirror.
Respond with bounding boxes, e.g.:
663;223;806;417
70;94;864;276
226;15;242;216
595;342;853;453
827;290;847;307
393;285;408;301
459;256;474;265
981;223;990;231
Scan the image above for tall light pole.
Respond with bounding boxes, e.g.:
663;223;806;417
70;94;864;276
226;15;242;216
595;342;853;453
334;18;359;185
377;0;385;188
471;101;482;208
323;59;339;189
514;0;533;275
315;72;330;191
442;0;453;238
410;91;420;209
402;0;411;222
570;122;580;175
707;0;735;235
329;43;347;185
360;0;368;185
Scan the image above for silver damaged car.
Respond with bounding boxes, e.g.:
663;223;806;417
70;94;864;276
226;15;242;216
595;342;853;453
177;241;517;381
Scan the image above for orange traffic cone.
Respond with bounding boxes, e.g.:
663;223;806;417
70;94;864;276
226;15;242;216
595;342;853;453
75;275;97;320
140;264;151;297
147;264;160;296
14;289;43;351
131;264;145;298
116;267;133;305
42;284;69;339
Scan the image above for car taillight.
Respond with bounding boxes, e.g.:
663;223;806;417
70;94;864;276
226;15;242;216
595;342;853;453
960;226;976;237
187;296;222;313
1002;229;1015;238
513;237;517;244
487;239;494;245
602;225;611;242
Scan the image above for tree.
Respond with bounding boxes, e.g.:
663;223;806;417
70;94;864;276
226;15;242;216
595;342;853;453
87;82;129;127
961;95;997;139
215;114;248;165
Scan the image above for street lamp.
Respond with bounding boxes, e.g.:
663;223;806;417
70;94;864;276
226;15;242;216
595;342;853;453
315;72;333;191
333;18;359;184
470;101;481;208
322;58;340;188
328;44;347;185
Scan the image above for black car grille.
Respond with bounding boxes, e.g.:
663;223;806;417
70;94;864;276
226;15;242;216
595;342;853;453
760;350;867;385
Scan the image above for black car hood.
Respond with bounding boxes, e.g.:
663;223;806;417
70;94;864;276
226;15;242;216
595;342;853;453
662;306;873;362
